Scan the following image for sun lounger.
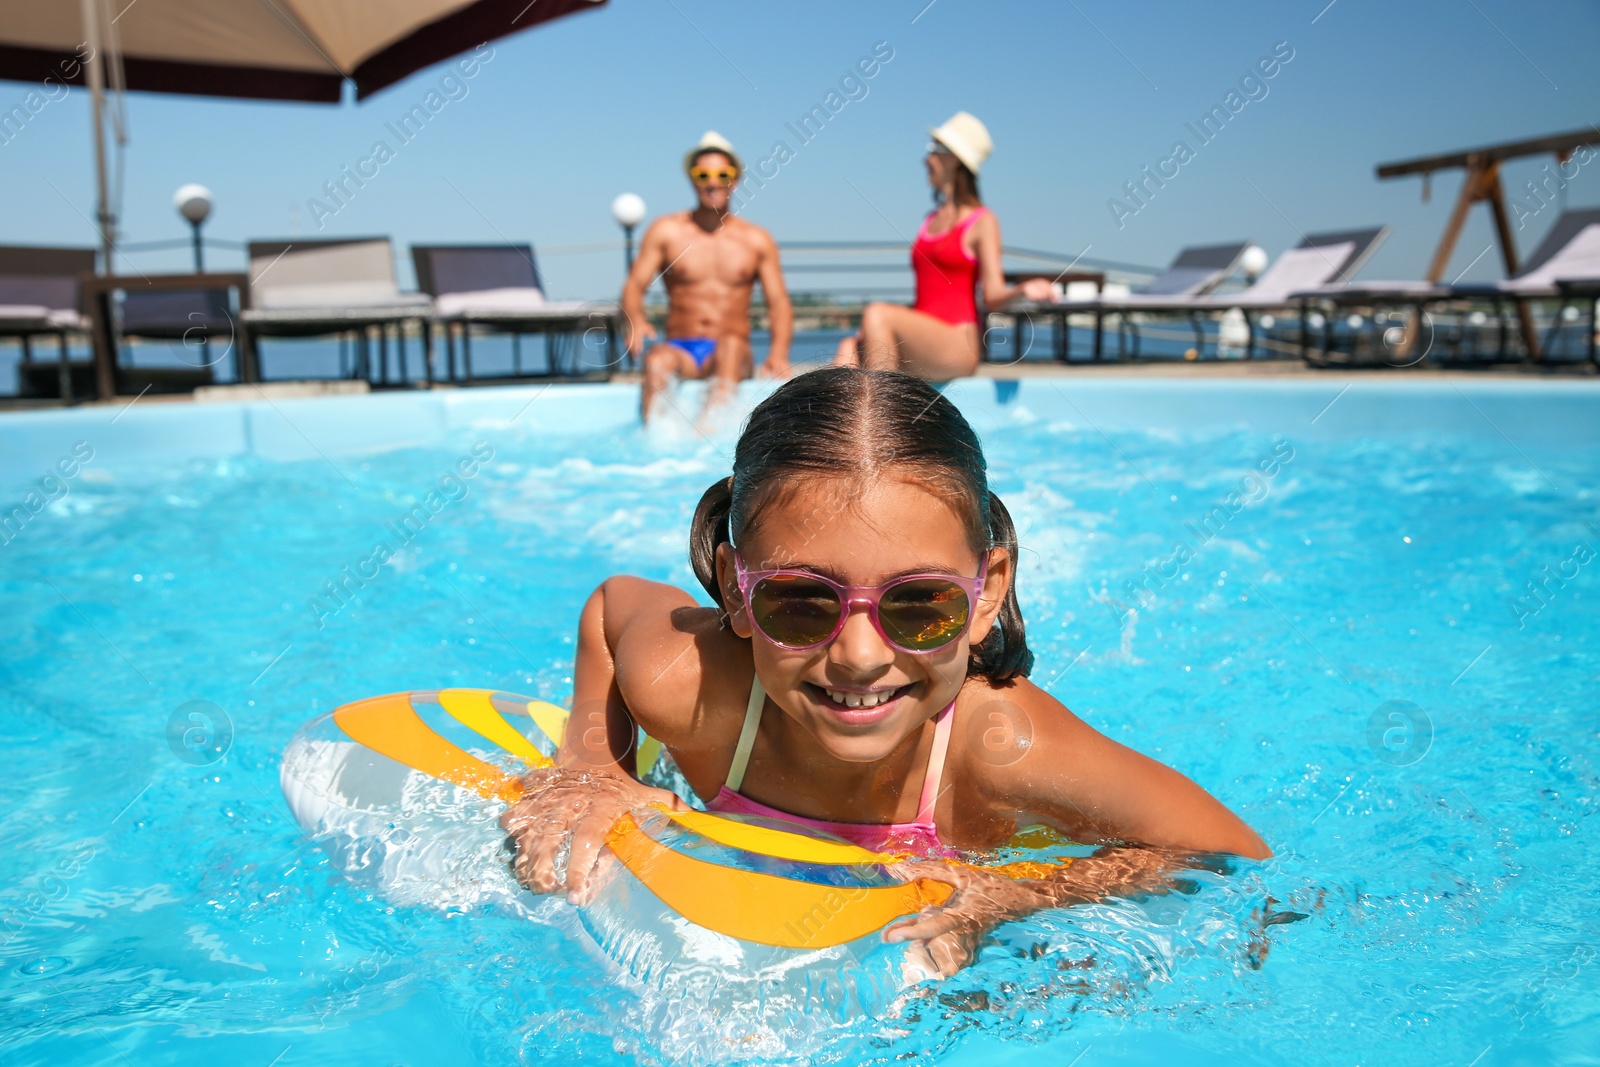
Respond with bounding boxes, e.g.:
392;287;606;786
117;284;239;388
1298;209;1600;366
412;244;621;382
1000;242;1251;361
1457;207;1600;299
0;244;97;400
1025;230;1386;360
241;238;433;384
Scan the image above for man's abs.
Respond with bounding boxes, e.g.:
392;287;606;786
658;217;764;338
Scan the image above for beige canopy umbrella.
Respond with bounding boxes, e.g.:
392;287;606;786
0;0;606;269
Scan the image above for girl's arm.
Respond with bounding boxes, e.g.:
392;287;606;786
973;213;1056;309
887;680;1271;975
996;679;1271;858
499;577;698;901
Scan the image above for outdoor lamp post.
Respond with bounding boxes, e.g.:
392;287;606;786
611;193;647;275
174;184;213;272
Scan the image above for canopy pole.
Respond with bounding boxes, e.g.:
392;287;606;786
81;0;114;274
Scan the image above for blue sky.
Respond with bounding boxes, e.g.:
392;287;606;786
2;0;1597;298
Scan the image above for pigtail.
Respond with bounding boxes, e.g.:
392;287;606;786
690;477;734;607
970;491;1034;681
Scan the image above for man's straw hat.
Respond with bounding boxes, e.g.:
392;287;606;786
684;130;742;174
928;111;992;174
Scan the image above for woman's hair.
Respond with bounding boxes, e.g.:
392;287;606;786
933;158;983;209
689;367;1032;681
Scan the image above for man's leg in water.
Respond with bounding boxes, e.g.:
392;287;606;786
641;343;698;422
700;333;750;422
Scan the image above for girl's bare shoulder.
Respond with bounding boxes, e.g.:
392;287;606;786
603;576;751;748
948;674;1123;835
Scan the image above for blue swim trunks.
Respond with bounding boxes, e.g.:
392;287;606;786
666;337;717;370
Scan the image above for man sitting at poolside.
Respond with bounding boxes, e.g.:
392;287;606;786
623;131;793;422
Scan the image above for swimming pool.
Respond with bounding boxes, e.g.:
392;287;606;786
2;377;1596;1066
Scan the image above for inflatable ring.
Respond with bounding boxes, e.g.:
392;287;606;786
280;689;1065;953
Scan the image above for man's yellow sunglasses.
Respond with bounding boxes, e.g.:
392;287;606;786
690;166;739;186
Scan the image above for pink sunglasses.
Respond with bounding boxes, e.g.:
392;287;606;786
733;553;987;653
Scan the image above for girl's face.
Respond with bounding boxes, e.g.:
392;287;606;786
717;475;1012;764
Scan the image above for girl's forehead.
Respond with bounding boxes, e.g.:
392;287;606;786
741;475;976;572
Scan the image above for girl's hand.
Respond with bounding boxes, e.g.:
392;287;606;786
882;862;1053;978
498;767;686;904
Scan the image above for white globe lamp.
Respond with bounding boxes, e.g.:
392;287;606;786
612;193;647;273
1239;245;1269;282
173;184;213;271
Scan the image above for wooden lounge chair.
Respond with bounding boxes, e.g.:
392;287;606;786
241;238;433;385
0;244;95;400
412;244;621;382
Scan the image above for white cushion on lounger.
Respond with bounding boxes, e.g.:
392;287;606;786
1243;243;1355;303
255;282;429;310
0;304;51;324
434;287;548;317
1504;225;1600;291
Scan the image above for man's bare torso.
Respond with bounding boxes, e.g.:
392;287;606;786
656;212;771;339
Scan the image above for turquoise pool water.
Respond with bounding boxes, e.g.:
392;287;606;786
2;379;1597;1066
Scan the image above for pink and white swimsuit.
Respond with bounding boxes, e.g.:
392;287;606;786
705;676;955;856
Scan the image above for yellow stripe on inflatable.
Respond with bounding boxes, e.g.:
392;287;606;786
662;809;893;867
333;692;524;805
636;734;663;777
438;689;553;769
606;812;953;949
525;701;570;749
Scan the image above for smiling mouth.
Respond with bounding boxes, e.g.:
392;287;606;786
809;682;911;711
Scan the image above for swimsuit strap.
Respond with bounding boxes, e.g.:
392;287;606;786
954;205;987;234
919;205;985;242
724;674;954;825
914;699;956;824
722;673;767;793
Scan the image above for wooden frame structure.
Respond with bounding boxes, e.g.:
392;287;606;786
1376;127;1598;358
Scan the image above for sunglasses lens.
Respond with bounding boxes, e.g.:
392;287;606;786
878;578;971;651
749;575;842;648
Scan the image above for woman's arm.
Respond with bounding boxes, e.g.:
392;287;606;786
972;212;1055;309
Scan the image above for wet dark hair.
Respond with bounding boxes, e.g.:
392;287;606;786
690;367;1032;681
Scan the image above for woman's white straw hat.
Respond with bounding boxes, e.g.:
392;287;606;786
684;130;742;174
928;111;992;174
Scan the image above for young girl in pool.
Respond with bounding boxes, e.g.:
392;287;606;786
501;367;1269;976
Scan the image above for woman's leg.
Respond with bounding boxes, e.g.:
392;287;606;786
833;333;863;367
857;302;981;380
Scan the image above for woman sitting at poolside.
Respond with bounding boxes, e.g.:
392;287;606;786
833;112;1056;380
502;367;1270;977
